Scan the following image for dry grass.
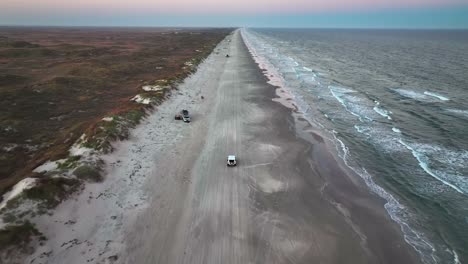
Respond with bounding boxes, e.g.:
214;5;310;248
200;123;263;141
0;27;231;195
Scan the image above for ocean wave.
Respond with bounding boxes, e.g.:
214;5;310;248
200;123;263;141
354;125;371;135
453;250;461;264
299;74;318;85
333;131;350;161
352;120;467;196
392;88;449;103
393;88;428;101
398;140;467;194
329;86;375;122
424;91;450;101
287;57;299;66
445;108;468;118
331;133;438;264
355;124;407;153
373;101;392;120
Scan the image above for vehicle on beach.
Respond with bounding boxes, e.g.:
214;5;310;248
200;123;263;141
181;109;190;123
175;109;190;122
227;155;237;166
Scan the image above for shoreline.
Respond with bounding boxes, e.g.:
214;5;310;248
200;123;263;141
240;30;422;263
3;29;421;263
240;28;437;263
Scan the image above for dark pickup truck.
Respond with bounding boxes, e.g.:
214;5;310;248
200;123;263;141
175;109;191;123
181;109;190;123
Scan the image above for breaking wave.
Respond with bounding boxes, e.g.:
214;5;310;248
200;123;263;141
424;91;450;101
392;89;450;102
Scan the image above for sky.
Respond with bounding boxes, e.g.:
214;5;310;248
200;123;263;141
1;0;468;28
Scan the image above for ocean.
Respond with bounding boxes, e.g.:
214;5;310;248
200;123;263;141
241;28;468;264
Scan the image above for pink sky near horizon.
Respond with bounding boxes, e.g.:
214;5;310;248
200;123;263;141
2;0;468;14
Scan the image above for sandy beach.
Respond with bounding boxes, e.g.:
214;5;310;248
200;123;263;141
24;29;422;264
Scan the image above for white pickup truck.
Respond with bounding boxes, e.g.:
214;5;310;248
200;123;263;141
227;155;237;166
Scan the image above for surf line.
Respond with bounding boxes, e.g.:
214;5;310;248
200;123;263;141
398;139;463;194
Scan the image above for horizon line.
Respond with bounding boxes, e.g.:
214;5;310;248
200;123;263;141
1;25;468;30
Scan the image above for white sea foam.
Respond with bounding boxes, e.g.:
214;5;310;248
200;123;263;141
287;57;299;66
330;134;438;264
393;88;449;103
424;91;449;101
299;74;317;85
302;66;313;72
329;85;356;94
392;127;401;133
354;125;370;135
329;86;373;122
356;125;406;153
398;140;465;194
373;101;392;120
453;249;461;264
393;89;428;101
333;131;350;161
